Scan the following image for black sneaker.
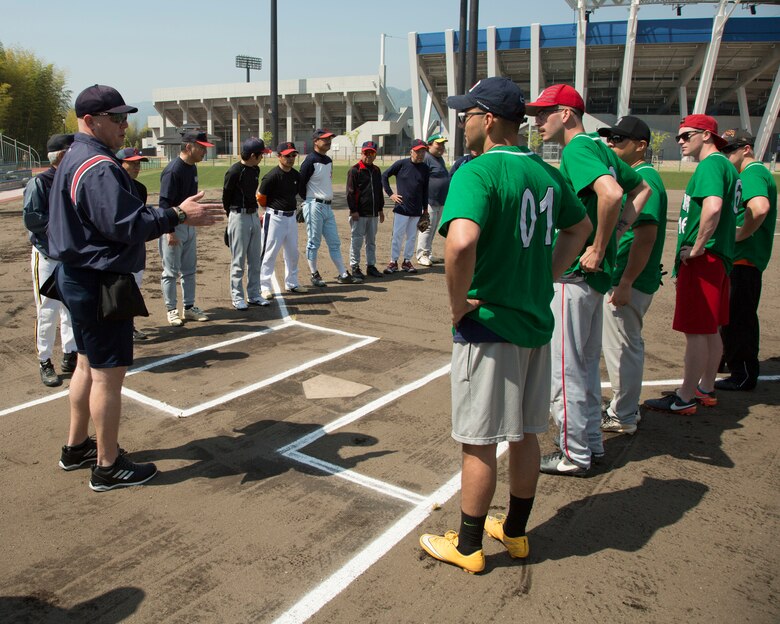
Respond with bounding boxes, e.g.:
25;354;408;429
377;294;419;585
310;271;326;287
59;437;126;471
337;272;363;284
61;352;78;373
351;266;366;280
89;454;158;492
59;437;98;470
366;265;383;278
40;359;61;387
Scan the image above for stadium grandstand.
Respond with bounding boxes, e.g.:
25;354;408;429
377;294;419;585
409;0;780;161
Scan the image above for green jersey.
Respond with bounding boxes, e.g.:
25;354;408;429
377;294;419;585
439;145;586;347
675;152;739;275
559;132;644;294
612;163;667;295
734;161;777;272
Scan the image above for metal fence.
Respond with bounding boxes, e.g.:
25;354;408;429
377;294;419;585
0;133;40;168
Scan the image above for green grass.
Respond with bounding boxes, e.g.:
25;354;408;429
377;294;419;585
137;161;780;194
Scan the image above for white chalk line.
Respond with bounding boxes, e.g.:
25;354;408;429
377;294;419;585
277;365;452;455
271;441;509;624
285;450;425;505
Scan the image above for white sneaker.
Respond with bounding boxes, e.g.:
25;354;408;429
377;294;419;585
247;298;270;307
600;412;638;435
232;300;248;310
184;306;208;321
167;309;183;326
261;290;274;301
417;255;432;267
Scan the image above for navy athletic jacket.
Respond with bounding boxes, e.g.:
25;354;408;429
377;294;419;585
48;133;177;273
346;161;384;217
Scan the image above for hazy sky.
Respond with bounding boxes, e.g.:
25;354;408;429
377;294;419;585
2;0;775;104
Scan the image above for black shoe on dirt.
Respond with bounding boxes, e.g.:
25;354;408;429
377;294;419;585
89;454;158;492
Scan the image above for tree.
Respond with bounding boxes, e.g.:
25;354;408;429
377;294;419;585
527;127;543;154
63;109;78;134
0;43;70;153
124;121;149;149
649;130;669;167
262;130;273;146
344;129;360;159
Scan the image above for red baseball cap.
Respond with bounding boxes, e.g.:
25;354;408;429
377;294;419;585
410;139;429;151
525;84;585;115
680;114;727;148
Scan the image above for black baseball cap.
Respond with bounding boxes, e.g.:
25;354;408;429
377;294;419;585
312;128;335;140
361;140;378;152
181;130;215;147
720;128;754;150
75;84;137;117
242;137;266;155
277;141;298;155
46;134;74;152
410;139;429;152
597;116;651;143
115;147;148;162
447;77;526;123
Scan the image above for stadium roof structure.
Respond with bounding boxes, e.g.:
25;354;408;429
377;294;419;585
409;1;780;159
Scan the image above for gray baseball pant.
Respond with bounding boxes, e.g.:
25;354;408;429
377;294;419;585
550;278;605;469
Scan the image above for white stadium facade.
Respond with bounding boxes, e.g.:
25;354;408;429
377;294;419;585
146;0;780;162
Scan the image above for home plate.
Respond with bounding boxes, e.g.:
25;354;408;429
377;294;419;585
302;374;372;399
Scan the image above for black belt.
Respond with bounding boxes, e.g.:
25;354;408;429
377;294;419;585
230;207;257;214
269;209;296;216
313;199;332;205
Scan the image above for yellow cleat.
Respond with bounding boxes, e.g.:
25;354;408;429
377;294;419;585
419;531;485;574
484;514;529;559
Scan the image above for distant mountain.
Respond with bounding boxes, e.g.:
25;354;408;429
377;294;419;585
129;101;159;128
387;87;412;108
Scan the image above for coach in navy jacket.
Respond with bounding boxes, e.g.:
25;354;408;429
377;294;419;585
48;84;222;493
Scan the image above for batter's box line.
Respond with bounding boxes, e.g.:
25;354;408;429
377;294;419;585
276;365;452;505
124;321;380;417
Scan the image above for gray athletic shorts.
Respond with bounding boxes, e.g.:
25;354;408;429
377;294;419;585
451;341;551;445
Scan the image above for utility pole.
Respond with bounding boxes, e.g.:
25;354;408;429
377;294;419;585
270;0;279;146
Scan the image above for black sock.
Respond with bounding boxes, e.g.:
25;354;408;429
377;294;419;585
457;511;486;555
503;495;534;538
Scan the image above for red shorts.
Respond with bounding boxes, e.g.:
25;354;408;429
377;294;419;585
673;251;729;334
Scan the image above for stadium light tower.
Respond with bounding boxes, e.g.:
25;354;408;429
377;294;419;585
236;55;262;83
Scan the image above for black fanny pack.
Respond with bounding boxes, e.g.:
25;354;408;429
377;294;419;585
98;272;149;321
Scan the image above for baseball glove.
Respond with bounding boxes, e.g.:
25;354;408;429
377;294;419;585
295;205;305;223
417;212;431;233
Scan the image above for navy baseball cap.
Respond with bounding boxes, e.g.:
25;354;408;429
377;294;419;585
75;84;137;117
115;147;148;162
361;140;378;152
597;116;651;143
313;128;335;140
242;137;266;156
181;130;215;147
447;77;526;123
277;141;298;155
410;139;428;152
46;134;74;152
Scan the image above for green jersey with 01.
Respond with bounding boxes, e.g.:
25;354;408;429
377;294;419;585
439;145;586;347
559;133;644;294
612;163;667;294
675;152;739;275
734;161;777;272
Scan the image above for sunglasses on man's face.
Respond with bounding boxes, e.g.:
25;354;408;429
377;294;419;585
675;130;703;143
92;112;128;124
607;134;629;144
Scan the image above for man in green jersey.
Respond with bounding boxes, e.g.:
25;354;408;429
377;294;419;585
596;116;667;435
528;84;651;476
716;129;777;391
418;77;591;573
644;115;738;415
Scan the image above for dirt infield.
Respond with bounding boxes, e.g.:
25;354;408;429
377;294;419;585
0;189;778;623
